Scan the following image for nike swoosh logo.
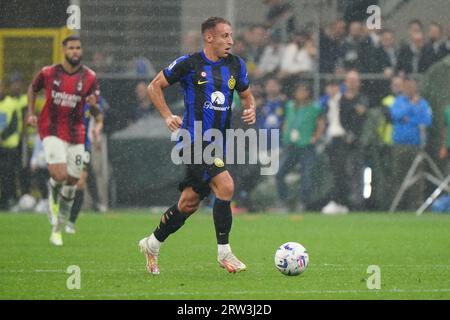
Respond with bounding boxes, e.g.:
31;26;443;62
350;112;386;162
198;80;208;85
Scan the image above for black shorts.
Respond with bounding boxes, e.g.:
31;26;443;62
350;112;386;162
178;158;227;200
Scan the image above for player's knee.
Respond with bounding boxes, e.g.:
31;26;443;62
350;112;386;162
217;180;234;200
183;205;198;215
179;200;199;215
52;171;68;183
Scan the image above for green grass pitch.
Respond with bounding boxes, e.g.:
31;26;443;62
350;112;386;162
0;210;449;299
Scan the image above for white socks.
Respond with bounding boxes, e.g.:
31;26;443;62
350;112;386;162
146;235;232;258
148;233;162;253
218;244;232;258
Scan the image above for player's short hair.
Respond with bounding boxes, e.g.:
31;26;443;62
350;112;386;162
201;17;231;34
62;35;81;46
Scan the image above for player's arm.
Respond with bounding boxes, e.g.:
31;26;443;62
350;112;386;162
238;88;256;125
92;113;104;147
27;84;39;128
27;70;45;127
147;71;182;132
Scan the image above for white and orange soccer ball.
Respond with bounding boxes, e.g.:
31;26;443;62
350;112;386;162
274;242;309;276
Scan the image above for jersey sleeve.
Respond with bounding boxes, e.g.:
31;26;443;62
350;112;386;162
162;55;190;85
235;57;250;92
31;69;45;92
87;75;101;101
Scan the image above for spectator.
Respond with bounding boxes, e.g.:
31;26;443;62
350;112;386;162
439;23;450;56
279;30;316;78
337;21;373;73
181;30;201;55
340;70;369;209
320;79;348;214
0;79;20;210
7;73;35;211
254;33;285;79
343;0;379;24
370;29;397;77
232;36;248;61
126;57;156;78
276;83;325;211
91;50;114;73
359;25;380;73
30;134;49;213
379;76;404;145
257;78;286;148
243;24;269;77
132;81;154;122
439;102;450;162
376;76;404;208
397;30;427;74
320;20;346;73
407;19;425;39
422;22;446;70
322;71;369;213
264;0;296;43
390;77;432;210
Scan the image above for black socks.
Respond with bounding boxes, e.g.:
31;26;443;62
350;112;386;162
213;198;232;245
69;189;84;224
153;204;189;242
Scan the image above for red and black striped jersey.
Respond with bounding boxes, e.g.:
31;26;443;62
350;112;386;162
32;64;100;144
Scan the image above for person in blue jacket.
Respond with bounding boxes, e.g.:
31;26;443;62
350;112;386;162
390;77;432;210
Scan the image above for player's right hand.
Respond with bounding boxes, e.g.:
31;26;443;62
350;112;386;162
27;114;38;128
165;115;182;132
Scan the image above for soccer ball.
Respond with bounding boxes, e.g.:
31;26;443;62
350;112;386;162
18;194;37;211
274;242;309;276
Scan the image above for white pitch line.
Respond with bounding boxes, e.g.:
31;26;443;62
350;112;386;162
0;263;448;274
5;288;450;299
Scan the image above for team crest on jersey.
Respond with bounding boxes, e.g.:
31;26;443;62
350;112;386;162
201;71;206;77
77;81;83;91
214;158;224;168
228;76;236;90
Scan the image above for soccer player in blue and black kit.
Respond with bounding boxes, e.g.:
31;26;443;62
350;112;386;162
139;17;256;274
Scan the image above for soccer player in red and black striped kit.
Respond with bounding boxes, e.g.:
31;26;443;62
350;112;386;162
27;36;100;246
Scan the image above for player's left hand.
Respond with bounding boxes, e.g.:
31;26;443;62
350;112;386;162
86;94;97;106
242;107;256;125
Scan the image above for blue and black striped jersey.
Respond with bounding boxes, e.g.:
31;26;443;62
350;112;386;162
163;51;249;147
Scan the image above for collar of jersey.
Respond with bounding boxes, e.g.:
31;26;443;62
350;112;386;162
200;51;225;66
58;64;83;75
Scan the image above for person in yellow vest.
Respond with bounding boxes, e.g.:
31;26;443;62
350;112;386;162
0;79;20;210
378;76;404;145
8;73;32;210
377;76;404;207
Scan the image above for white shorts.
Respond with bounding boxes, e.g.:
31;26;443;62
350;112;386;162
42;136;85;179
